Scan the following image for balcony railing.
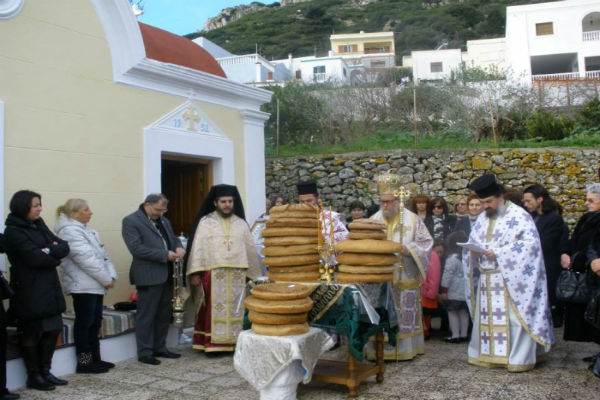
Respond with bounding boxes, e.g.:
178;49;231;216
532;71;600;81
314;73;327;83
583;30;600;41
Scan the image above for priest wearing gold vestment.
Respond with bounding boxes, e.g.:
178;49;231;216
367;173;433;360
185;184;261;352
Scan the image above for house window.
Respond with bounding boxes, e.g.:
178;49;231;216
313;65;326;82
313;66;326;74
267;71;273;80
536;22;554;36
343;68;347;77
295;70;301;79
430;62;443;73
338;44;358;53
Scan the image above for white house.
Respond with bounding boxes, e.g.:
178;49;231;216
505;0;600;84
410;49;463;84
464;38;507;72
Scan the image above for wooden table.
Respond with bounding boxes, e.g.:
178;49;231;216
311;331;385;398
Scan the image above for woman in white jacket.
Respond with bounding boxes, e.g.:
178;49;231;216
54;199;117;374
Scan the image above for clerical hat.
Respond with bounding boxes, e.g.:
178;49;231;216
469;174;503;198
296;180;318;196
213;184;237;198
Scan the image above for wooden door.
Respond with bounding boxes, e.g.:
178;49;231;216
161;155;211;238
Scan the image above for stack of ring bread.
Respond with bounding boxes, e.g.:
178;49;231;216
334;219;402;283
245;283;314;336
261;204;321;282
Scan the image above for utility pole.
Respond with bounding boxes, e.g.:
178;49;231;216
413;85;418;149
276;98;280;156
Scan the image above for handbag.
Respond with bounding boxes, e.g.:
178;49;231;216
584;290;600;329
555;269;591;304
0;274;15;300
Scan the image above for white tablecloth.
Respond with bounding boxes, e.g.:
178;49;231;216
233;327;334;391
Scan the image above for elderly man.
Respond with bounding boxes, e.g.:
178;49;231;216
367;173;433;360
464;175;554;372
122;194;185;365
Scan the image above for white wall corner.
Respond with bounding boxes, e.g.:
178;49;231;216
0;101;5;271
241;110;270;224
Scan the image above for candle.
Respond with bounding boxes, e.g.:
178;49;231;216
329;206;334;246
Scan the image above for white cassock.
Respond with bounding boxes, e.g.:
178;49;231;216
366;208;433;360
464;201;554;371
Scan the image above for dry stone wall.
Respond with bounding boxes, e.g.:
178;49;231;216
265;148;600;226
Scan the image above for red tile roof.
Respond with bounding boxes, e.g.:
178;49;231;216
138;23;226;78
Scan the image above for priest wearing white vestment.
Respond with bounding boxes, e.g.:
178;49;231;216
367;173;433;360
464;174;554;371
185;184;261;352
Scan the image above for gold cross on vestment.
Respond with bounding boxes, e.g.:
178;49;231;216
393;186;411;205
182;105;201;131
224;237;232;251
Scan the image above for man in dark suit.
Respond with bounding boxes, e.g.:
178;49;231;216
523;184;568;327
122;194;185;365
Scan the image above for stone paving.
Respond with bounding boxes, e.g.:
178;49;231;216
13;327;600;400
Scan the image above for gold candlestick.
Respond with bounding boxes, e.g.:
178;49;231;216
317;201;335;283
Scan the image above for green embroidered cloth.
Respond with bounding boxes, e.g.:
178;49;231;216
243;282;398;362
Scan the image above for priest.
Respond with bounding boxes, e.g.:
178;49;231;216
185;184;261;352
296;179;348;247
464;174;554;371
367;172;433;360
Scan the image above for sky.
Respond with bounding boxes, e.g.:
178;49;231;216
137;0;257;36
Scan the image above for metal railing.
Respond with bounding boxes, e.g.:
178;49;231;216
532;71;600;81
314;73;327;83
583;30;600;41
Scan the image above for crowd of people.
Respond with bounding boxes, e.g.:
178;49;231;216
0;171;598;398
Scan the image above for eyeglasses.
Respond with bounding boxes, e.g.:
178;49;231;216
152;206;168;213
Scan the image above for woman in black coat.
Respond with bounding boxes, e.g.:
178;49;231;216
424;197;457;242
560;183;600;376
3;191;69;391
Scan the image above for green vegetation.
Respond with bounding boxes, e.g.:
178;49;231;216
187;0;553;60
266;128;600;157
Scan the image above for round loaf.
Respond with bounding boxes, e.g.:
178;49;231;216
263;254;321;267
269;211;319;219
348;219;386;231
337;265;396;274
348;231;386;240
264;236;318;246
251;282;313;300
336;272;394;283
244;295;314;314
268;264;321;273
261;244;318;257
248;310;307;325
266;218;318;228
252;322;309;336
270;204;317;214
336;253;399;266
262;227;317;237
335;239;403;254
268;271;321;282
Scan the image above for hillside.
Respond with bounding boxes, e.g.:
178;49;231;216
186;0;554;62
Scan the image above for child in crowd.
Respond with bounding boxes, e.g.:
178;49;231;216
440;231;470;343
421;240;442;339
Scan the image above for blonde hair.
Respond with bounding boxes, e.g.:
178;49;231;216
56;198;88;218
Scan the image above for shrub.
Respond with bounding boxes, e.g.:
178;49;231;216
525;110;574;141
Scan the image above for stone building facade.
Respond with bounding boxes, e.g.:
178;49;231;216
265;148;599;226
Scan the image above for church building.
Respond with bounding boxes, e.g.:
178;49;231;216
0;0;272;304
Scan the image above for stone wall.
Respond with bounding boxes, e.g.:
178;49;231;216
265;148;600;226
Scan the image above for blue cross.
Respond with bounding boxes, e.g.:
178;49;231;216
494;332;507;345
492;231;503;241
481;331;490;345
515;282;527;294
504;258;517;271
507;217;519;228
533;287;543;299
491;282;503;296
524;264;535;277
511;242;524;253
526;305;536;317
493;308;505;320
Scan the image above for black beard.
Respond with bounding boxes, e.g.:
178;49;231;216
485;208;497;217
217;209;233;218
